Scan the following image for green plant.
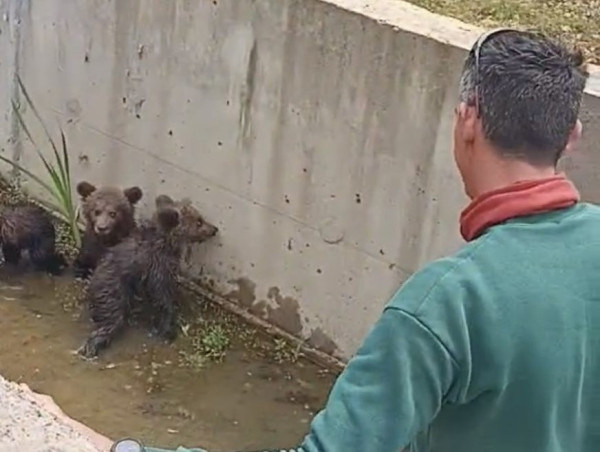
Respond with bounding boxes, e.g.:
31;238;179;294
178;349;208;371
178;323;231;371
197;324;231;362
0;73;81;247
273;337;301;364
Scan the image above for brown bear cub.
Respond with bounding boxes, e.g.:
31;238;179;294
0;205;67;275
77;195;218;359
73;181;143;279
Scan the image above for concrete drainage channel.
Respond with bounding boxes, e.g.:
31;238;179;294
0;0;599;450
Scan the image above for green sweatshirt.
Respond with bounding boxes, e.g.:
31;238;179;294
145;202;600;452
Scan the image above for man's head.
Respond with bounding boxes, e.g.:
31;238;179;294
454;29;588;199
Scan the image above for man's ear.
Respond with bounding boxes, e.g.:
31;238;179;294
457;102;477;145
564;119;583;155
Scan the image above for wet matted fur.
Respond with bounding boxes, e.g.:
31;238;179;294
0;205;67;275
78;195;218;358
73;181;143;279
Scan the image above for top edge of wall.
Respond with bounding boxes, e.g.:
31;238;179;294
323;0;600;98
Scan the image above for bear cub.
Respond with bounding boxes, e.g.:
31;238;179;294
0;205;67;275
73;181;143;279
77;195;218;358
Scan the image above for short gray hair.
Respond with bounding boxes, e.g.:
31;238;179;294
459;31;588;166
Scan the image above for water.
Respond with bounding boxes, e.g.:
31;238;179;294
0;268;336;451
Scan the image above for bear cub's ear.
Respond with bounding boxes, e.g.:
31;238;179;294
156;207;180;231
123;186;143;205
76;181;97;199
155;194;175;209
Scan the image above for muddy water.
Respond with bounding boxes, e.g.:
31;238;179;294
0;269;336;451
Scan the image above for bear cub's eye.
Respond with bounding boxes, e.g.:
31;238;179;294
109;211;117;219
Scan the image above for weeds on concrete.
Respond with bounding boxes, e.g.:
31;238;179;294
273;338;301;364
186;322;231;365
409;0;600;64
177;299;305;371
178;302;235;370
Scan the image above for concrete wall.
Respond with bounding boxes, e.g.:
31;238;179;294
0;0;598;360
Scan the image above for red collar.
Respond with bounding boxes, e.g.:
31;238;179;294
460;174;580;242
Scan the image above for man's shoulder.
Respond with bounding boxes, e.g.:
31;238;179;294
387;202;600;315
386;239;489;314
578;202;600;218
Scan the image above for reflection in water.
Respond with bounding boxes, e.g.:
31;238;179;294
0;270;334;450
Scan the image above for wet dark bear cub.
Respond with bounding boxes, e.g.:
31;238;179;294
73;181;143;279
77;195;218;359
0;205;67;275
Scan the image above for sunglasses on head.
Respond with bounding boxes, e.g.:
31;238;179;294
472;27;519;116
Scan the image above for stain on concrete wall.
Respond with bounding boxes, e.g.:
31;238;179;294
265;287;303;336
225;277;257;308
308;328;339;356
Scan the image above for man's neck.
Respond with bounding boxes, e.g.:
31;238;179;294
471;158;558;199
460;173;580;241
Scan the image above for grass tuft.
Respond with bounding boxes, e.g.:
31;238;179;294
408;0;600;64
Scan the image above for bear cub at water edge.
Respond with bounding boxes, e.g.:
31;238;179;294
77;194;219;358
0;205;67;275
73;181;143;280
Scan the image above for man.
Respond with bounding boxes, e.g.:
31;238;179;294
117;28;594;452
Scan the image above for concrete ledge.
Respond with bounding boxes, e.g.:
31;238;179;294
324;0;484;48
0;376;110;451
326;0;600;96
